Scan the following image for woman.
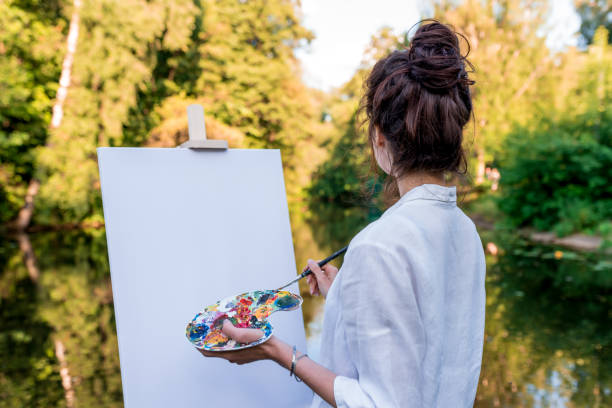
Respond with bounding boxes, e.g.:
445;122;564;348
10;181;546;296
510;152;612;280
199;20;486;408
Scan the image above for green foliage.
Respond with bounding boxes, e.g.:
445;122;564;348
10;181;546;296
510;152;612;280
29;0;315;225
477;232;612;407
308;115;371;207
499;126;612;235
435;0;556;165
307;114;384;250
35;0;196;225
0;230;122;407
308;2;562;231
1;2;611;405
0;1;63;223
122;1;201;147
305;29;402;250
0;244;64;407
498;27;612;236
195;0;313;149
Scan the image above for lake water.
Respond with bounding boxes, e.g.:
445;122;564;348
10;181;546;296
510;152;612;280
1;214;610;407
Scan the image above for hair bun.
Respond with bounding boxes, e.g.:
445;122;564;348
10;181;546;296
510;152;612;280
407;21;473;93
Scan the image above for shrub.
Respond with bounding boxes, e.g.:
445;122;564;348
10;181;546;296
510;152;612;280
498;119;612;236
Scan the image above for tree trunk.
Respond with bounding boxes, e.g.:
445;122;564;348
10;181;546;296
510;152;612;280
55;339;75;408
14;179;40;231
17;232;39;283
51;0;81;130
18;233;75;407
14;0;82;231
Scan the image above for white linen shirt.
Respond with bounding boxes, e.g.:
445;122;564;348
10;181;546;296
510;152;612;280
310;184;486;408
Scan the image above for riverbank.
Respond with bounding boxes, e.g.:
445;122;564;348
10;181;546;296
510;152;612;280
528;231;609;252
464;193;609;253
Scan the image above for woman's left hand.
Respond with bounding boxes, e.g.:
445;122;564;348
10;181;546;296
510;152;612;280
198;326;338;407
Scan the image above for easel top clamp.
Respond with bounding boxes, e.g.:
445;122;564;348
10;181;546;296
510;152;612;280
179;104;228;150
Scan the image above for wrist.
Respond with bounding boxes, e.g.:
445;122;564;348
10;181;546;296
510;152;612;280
264;336;292;369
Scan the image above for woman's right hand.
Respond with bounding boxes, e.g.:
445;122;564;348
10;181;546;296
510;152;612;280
304;259;338;298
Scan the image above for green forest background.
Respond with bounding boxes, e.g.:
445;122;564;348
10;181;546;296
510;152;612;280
1;0;610;242
1;1;611;407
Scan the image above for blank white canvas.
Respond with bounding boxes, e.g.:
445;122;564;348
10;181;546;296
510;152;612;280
97;148;312;407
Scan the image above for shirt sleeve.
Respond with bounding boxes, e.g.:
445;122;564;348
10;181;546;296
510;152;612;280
333;242;426;408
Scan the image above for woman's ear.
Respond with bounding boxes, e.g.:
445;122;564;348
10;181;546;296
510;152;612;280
374;126;386;147
373;127;393;175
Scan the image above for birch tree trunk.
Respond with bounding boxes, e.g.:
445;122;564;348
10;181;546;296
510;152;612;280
18;230;75;407
15;3;82;402
17;233;39;283
55;339;75;408
14;0;82;231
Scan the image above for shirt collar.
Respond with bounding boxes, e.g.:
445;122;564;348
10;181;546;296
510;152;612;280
381;184;457;218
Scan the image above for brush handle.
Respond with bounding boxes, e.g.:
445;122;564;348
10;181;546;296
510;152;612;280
300;246;348;279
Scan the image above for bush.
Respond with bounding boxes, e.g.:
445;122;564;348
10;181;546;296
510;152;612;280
498;119;612;236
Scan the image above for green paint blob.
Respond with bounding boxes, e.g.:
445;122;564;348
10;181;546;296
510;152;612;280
274;295;299;309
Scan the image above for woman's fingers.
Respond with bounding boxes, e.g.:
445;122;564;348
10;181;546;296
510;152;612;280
198;348;239;363
306;274;319;296
306;274;320;296
198;349;216;357
304;258;339;297
308;259;330;297
322;264;339;281
196;335;273;365
221;320;264;344
307;259;326;284
306;274;316;296
198;347;240;363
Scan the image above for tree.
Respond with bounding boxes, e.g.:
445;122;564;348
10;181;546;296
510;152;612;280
34;0;195;225
0;238;64;407
0;1;63;225
434;0;556;183
16;0;317;226
498;27;612;236
195;0;313;148
306;29;401;250
13;0;82;233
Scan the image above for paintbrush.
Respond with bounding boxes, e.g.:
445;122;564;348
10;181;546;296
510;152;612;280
277;246;348;290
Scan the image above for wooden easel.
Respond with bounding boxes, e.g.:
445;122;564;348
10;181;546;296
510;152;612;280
179;104;228;150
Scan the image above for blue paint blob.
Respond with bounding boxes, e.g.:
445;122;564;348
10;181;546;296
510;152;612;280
187;323;208;341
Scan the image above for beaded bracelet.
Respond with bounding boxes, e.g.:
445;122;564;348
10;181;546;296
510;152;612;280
290;345;308;382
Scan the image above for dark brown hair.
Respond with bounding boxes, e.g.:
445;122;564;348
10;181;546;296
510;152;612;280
360;20;475;201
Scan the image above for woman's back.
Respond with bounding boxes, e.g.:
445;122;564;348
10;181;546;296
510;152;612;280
312;184;486;408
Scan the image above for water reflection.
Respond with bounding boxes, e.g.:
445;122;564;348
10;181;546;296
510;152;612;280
0;230;122;407
0;217;610;406
475;230;611;407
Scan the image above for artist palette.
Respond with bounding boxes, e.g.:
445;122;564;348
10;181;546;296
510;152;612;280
186;290;303;351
